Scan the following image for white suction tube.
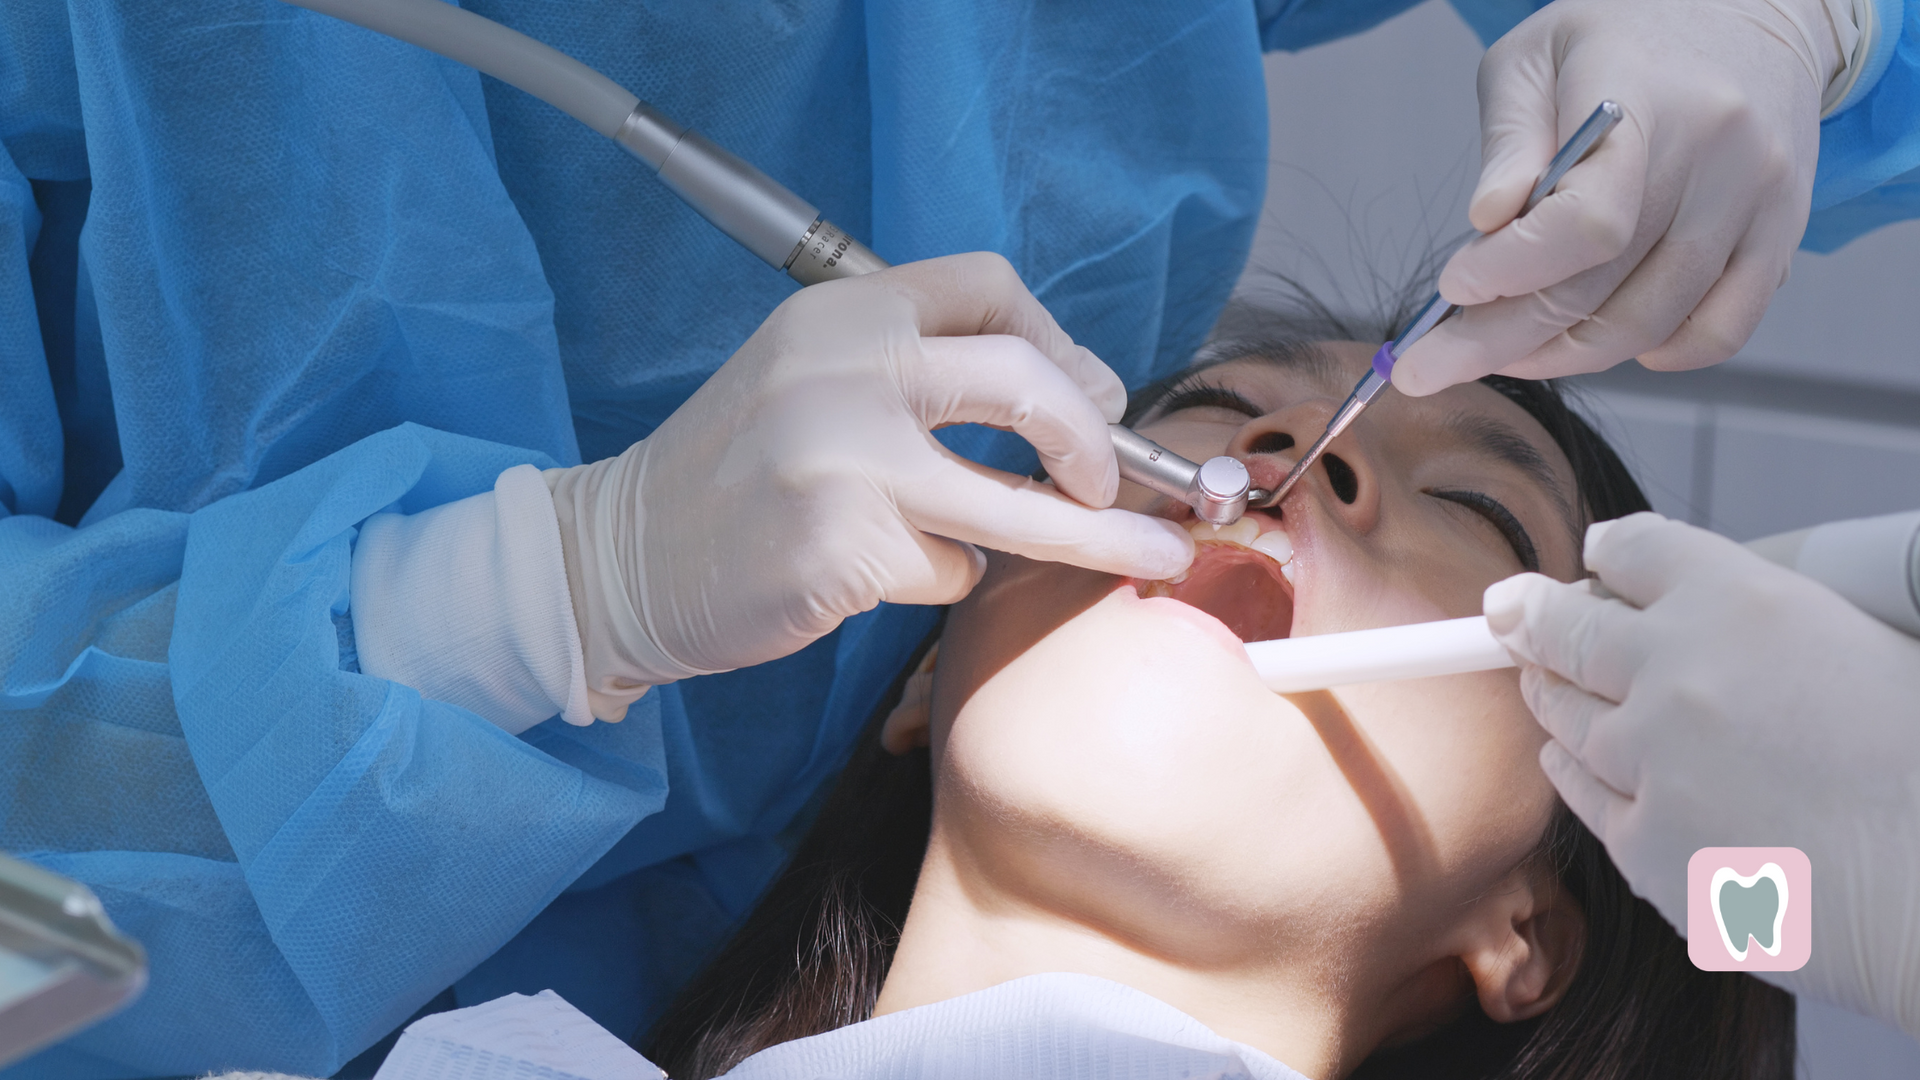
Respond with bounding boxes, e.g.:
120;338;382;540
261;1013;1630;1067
1246;616;1515;693
1747;510;1920;637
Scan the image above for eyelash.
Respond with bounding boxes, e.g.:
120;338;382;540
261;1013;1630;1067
1152;380;1263;419
1427;489;1540;573
1152;383;1540;571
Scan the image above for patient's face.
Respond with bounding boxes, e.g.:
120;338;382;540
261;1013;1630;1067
929;342;1584;981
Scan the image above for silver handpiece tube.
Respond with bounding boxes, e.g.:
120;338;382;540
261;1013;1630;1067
611;104;885;282
1111;424;1201;501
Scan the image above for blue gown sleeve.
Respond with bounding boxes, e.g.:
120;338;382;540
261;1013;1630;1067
2;426;669;1080
1446;0;1920;252
1;0;673;1073
1255;0;1431;52
1803;0;1920;250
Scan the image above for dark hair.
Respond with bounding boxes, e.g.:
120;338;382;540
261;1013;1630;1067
642;282;1794;1079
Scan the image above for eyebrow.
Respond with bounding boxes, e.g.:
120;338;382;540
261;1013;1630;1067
1441;413;1579;535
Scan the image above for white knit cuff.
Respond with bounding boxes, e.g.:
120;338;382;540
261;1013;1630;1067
350;463;593;734
1816;0;1895;117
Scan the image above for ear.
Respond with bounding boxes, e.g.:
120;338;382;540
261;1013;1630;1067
880;644;940;754
1457;865;1586;1023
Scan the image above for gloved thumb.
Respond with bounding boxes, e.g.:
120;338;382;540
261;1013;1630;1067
1430;27;1565;315
1582;512;1750;609
1462;51;1558;239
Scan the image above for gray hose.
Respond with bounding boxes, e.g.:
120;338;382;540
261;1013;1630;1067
281;0;637;137
277;0;850;271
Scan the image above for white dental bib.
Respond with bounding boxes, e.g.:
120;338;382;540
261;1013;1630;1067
373;975;1309;1080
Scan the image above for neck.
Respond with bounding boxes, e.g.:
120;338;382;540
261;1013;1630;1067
874;828;1374;1079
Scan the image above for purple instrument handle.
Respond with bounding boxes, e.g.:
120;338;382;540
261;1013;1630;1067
1370;342;1396;380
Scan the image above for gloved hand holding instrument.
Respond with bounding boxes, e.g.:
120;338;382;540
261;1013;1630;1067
1484;511;1920;1038
1394;0;1863;392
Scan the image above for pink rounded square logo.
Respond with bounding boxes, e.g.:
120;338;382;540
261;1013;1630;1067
1687;847;1811;972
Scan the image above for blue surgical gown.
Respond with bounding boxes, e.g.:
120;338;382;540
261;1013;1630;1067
2;0;1916;1076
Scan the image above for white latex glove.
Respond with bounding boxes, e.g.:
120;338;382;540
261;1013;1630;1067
1394;0;1851;394
544;252;1193;720
1484;512;1920;1036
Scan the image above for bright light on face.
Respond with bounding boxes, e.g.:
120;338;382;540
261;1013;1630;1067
916;341;1588;1047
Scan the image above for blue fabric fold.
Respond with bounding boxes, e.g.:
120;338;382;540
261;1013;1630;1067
1809;1;1920;248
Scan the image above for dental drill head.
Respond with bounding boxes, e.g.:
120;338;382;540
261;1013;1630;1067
1109;425;1250;526
1192;455;1252;526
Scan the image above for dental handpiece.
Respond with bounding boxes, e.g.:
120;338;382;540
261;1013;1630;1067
281;0;1252;525
1249;100;1625;511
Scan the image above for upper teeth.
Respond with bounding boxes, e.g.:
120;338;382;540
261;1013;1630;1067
1185;518;1294;569
1249;531;1293;565
1205;518;1260;546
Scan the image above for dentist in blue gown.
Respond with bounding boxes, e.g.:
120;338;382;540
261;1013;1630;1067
3;0;1918;1074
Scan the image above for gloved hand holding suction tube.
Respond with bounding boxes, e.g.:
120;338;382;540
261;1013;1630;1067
1394;0;1861;394
542;254;1193;719
1482;511;1920;1038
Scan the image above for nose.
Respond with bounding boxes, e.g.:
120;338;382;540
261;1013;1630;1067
1227;403;1382;533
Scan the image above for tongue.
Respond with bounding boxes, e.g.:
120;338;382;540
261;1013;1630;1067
1154;544;1294;643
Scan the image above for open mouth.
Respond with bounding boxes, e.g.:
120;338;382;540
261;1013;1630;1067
1134;515;1295;643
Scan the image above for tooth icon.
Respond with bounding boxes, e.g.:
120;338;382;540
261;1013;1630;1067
1709;863;1789;962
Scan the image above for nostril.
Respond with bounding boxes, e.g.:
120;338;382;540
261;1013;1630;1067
1323;453;1359;504
1249;432;1295;455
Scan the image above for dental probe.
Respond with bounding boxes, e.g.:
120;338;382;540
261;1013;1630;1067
1248;101;1625;511
1245;616;1514;693
282;0;1252;527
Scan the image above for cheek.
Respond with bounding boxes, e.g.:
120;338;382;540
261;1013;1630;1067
1290;515;1531;640
1331;670;1558;877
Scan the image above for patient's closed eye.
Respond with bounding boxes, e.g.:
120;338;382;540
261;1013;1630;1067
1428;488;1539;572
